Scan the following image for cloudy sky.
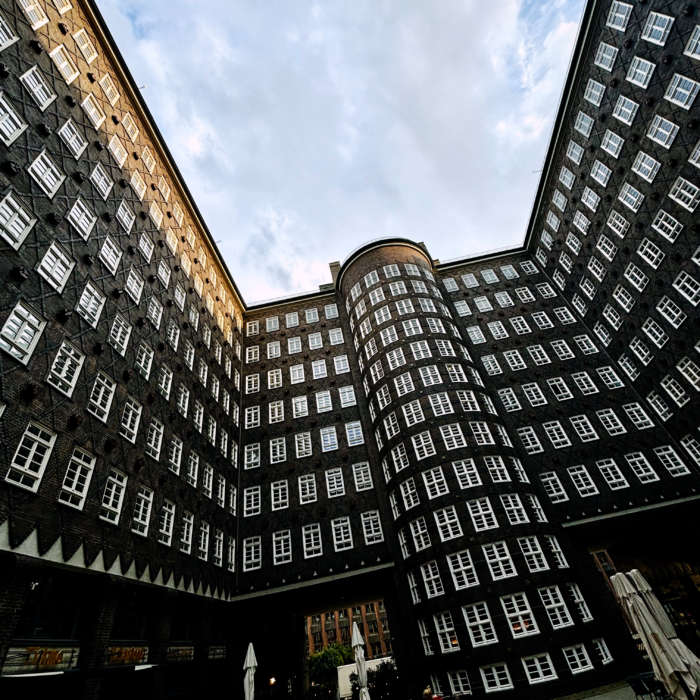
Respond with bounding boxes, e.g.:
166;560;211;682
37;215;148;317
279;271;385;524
95;0;585;303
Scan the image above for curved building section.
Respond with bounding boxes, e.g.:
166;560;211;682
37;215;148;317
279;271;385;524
338;240;629;698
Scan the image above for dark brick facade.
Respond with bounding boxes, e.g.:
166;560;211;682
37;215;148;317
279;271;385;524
0;0;699;699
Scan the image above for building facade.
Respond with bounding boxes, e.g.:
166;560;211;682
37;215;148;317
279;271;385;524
0;0;699;698
305;600;392;659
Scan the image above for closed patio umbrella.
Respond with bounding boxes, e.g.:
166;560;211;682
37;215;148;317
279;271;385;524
611;572;697;700
244;643;257;700
352;621;371;700
628;570;700;695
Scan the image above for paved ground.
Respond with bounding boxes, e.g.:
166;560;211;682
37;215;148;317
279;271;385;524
553;681;637;700
586;685;636;700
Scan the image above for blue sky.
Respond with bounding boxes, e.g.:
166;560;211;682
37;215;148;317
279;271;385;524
95;0;585;303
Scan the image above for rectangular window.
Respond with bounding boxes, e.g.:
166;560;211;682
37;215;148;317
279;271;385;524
0;302;46;364
627;56;655;88
20;66;56;111
462;601;497;647
5;422;57;492
99;469;127;523
28;150;65;198
46;341;84;397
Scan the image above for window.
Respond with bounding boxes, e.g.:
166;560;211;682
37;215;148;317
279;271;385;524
606;1;632;30
412;431;436;459
596;458;629;490
674;270;700;305
98;236;122;275
595;42;618;71
0;9;19;48
347;463;373;494
58;447;96;510
20;66;56;111
483;541;516;579
119;396;142;443
93;75;119;111
632;151;660;183
519;536;549;572
35;242;74;294
46;341;84;397
0;93;26;150
530;590;568;636
434;611;459;652
670;177;700;215
467;498;498;531
541;471;568;503
567;465;598;497
5;422;56;492
543;421;571;448
328;517;352;552
99;469;127;523
498;388;521;412
627;56;655;88
655;445;690;476
434;506;462;541
665;74;700;109
517;426;543;454
28;151;65;198
641;11;673;45
597;408;627;435
462;601;497;647
302;523;323;558
480;664;513;693
73;27;98;63
107;134;128;167
244;487;261;517
0;302;46;364
642;123;677;160
611;97;639;129
243;537;262;571
131;486;154;536
361;510;384;544
501;494;528;525
80;94;106;132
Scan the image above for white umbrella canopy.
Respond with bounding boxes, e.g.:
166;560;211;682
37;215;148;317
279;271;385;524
244;643;258;700
352;621;371;700
628;570;700;695
611;573;697;700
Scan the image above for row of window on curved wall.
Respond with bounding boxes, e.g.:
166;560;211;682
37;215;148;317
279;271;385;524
368;363;485;426
379;419;514;474
407;531;566;607
240;510;384;571
389;457;539;522
377;388;500;448
424;619;611;695
354;307;462;357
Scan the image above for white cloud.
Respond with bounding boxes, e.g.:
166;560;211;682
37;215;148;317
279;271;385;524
95;0;585;302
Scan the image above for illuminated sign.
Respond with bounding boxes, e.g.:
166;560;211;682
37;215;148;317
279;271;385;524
2;646;79;674
104;646;149;666
166;646;194;663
